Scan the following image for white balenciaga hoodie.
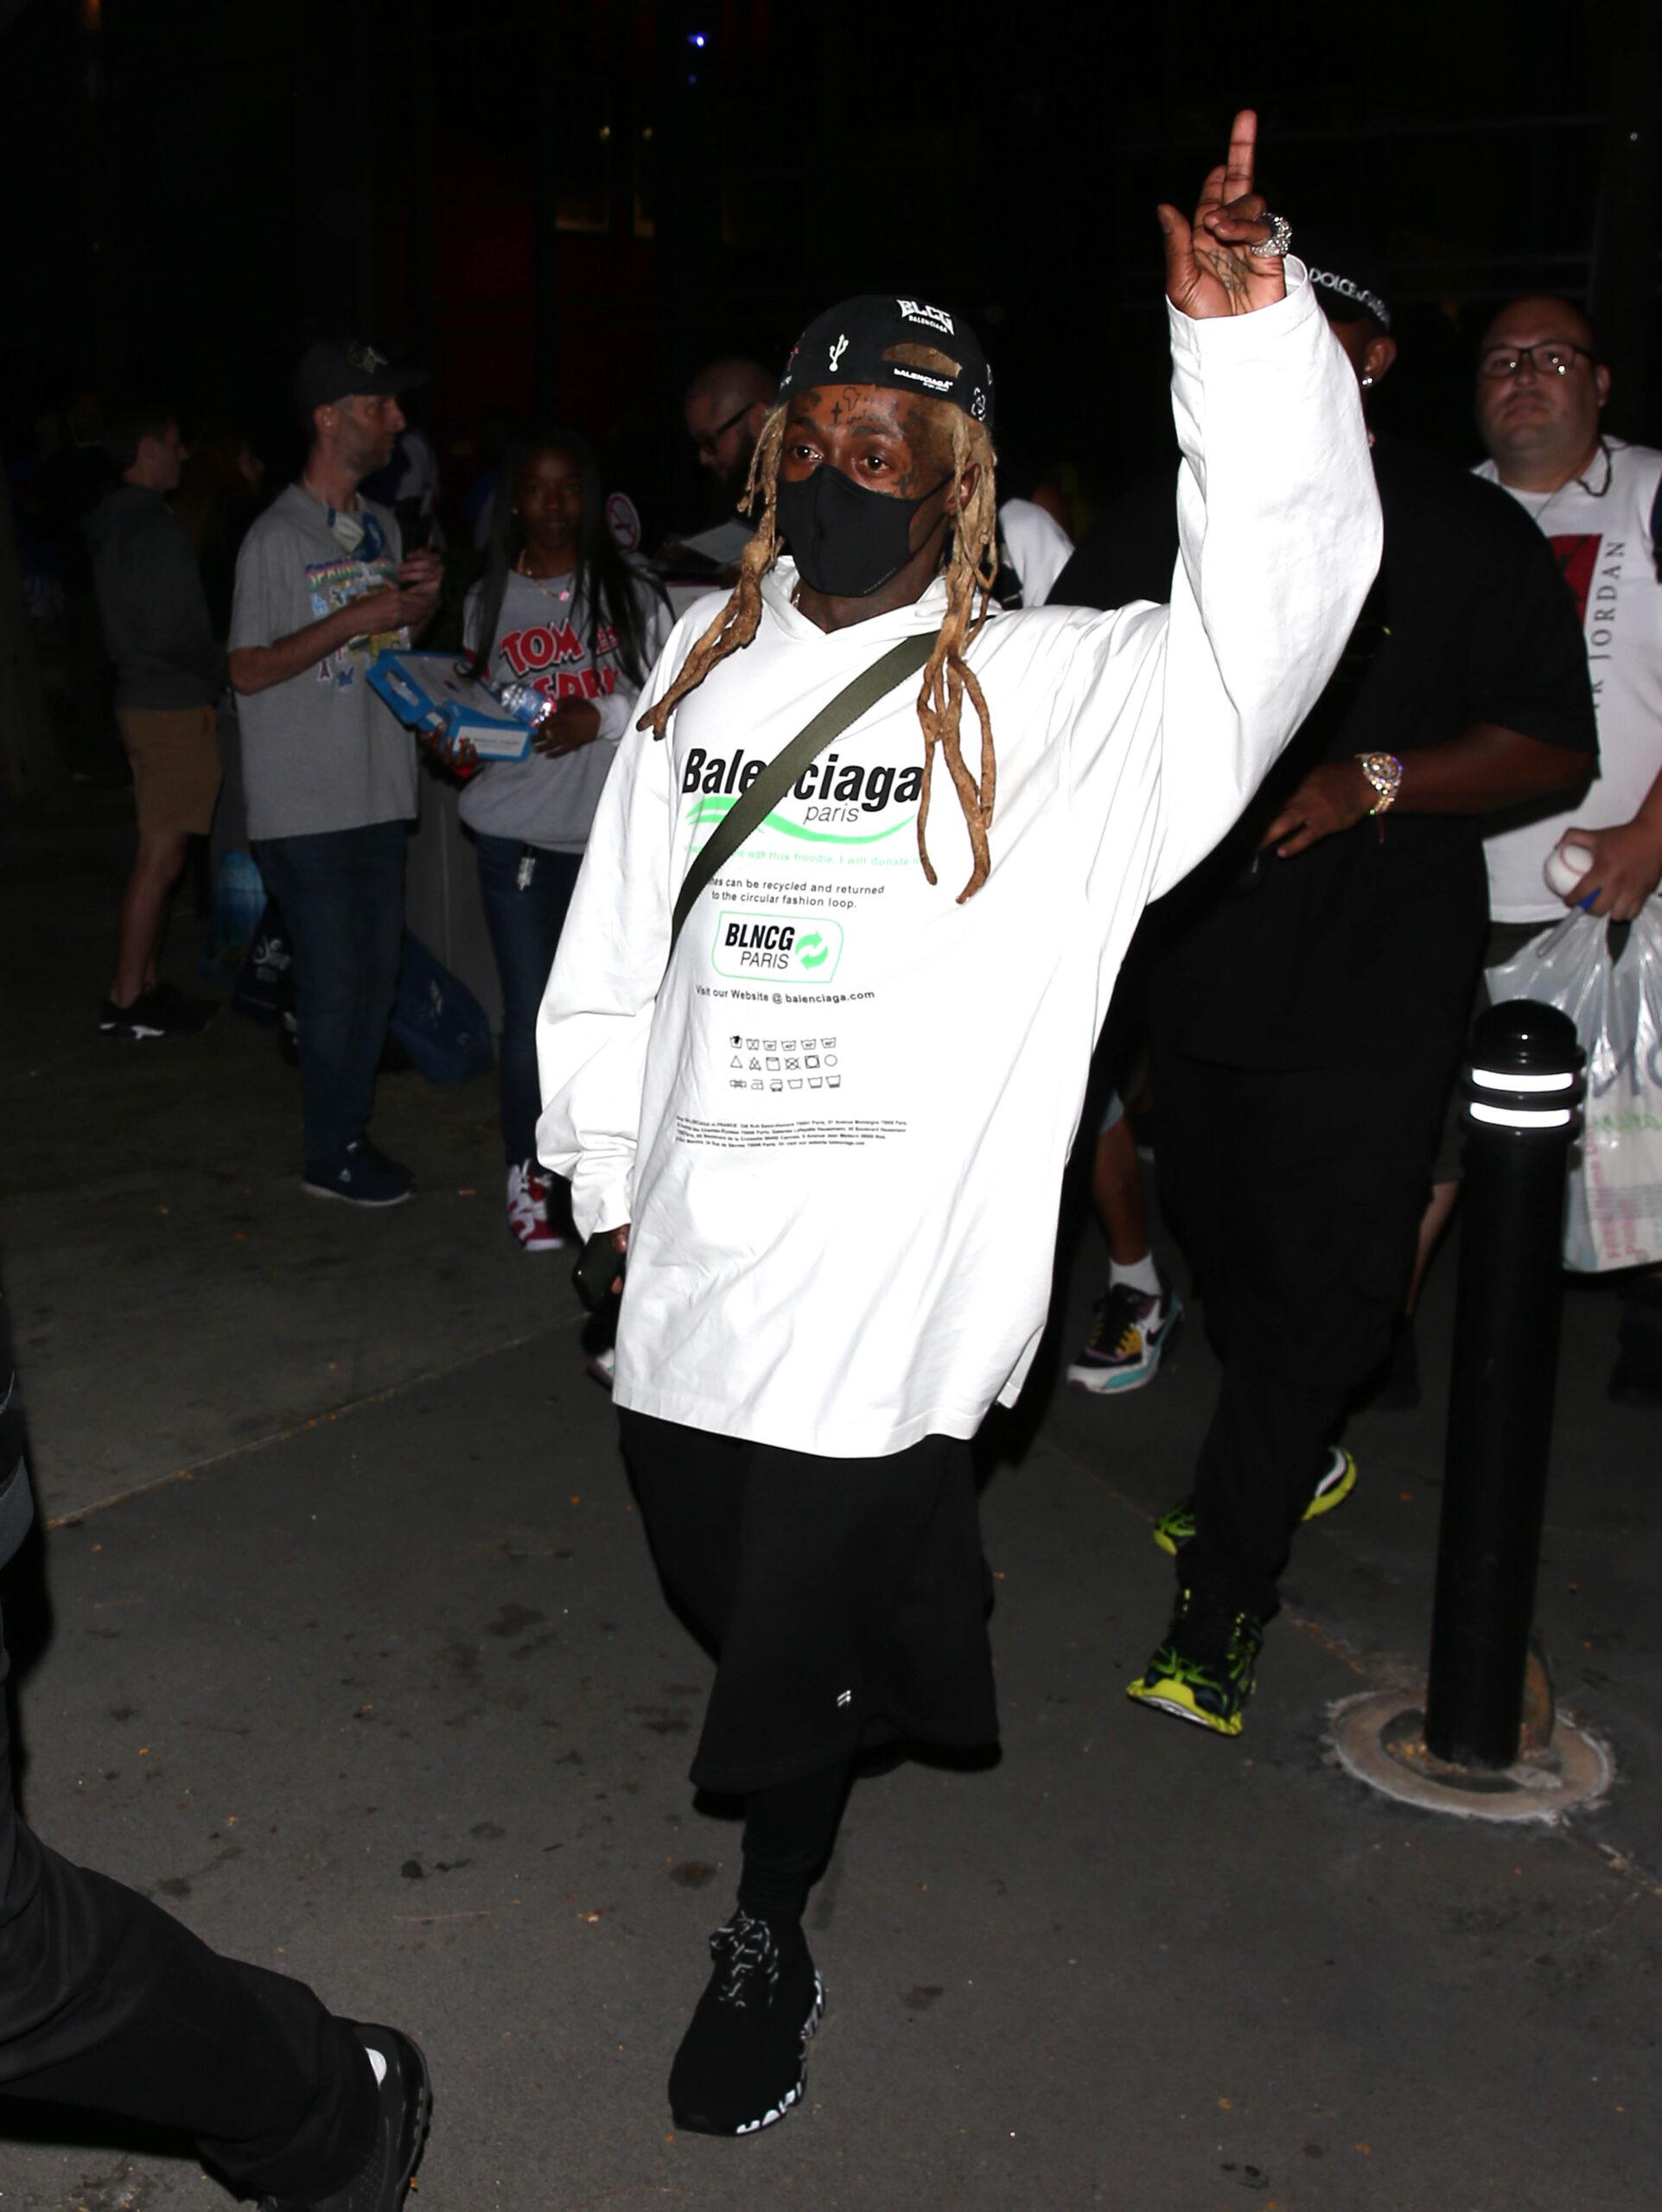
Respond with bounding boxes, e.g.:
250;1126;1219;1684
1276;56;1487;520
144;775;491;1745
537;270;1381;1458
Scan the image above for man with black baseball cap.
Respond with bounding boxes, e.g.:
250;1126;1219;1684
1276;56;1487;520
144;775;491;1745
229;341;441;1206
539;117;1379;2134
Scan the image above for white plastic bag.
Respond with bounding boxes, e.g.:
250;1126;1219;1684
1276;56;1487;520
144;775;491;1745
1487;905;1662;1272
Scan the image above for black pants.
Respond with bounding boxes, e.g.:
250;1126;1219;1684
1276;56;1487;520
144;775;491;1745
0;1601;376;2197
618;1411;998;1795
1156;1046;1448;1620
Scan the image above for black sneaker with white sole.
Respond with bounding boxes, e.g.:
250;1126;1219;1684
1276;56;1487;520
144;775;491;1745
260;2023;430;2212
302;1140;415;1209
669;1910;825;2136
99;987;213;1039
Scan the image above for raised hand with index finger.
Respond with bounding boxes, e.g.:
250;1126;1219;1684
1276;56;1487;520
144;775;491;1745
1159;109;1289;321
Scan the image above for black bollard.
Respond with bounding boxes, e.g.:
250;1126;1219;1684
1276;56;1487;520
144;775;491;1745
1424;999;1585;1770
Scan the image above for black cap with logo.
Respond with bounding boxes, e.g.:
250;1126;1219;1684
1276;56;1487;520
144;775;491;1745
776;295;994;431
294;338;427;420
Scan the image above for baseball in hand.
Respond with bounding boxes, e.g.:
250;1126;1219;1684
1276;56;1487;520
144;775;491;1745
1543;837;1596;899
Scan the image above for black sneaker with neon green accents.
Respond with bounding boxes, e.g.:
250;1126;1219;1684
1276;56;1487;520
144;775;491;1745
1125;1590;1264;1736
1151;1444;1359;1558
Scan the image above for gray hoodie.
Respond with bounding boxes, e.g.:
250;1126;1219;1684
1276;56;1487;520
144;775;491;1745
86;485;226;709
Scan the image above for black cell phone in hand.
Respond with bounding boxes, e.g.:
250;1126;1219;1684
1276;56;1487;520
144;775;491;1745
573;1230;625;1313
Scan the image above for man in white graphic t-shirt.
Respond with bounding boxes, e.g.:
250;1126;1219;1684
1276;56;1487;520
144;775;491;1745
1474;294;1662;1402
1475;298;1662;922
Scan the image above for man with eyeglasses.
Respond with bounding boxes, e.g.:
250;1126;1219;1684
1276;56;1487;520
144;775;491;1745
675;357;775;569
1474;296;1662;1402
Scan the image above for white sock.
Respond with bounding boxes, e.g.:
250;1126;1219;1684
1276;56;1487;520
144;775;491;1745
365;2044;389;2088
1109;1253;1162;1299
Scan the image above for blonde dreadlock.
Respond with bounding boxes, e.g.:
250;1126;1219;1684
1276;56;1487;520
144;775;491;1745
640;399;1003;901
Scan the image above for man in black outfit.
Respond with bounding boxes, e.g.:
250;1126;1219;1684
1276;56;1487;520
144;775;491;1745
0;1292;430;2209
1053;244;1598;1736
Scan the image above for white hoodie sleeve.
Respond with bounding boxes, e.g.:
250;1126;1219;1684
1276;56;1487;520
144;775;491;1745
1147;264;1382;896
533;616;693;1236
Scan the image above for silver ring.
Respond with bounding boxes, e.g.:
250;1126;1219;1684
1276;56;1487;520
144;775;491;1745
1248;212;1292;258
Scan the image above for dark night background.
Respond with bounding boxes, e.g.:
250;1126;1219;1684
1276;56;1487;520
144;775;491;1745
1;0;1657;544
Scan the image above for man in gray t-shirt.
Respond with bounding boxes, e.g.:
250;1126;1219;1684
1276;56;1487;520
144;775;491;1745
229;339;442;1206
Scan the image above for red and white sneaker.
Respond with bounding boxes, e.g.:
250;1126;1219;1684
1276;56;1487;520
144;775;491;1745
506;1160;566;1252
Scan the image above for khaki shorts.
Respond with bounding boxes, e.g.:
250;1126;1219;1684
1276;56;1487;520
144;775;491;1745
116;704;222;836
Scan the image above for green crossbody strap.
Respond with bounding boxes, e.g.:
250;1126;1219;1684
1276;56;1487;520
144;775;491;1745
667;629;935;959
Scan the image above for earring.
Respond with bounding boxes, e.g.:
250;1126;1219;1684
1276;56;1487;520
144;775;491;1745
1361;373;1374;389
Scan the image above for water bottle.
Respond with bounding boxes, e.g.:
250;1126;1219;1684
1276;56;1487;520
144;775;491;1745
494;679;553;730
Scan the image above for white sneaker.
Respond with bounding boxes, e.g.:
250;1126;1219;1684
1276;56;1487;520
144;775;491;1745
586;1343;616;1389
506;1160;565;1252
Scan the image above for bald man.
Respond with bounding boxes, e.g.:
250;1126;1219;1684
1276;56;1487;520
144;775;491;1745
684;356;774;500
669;358;776;572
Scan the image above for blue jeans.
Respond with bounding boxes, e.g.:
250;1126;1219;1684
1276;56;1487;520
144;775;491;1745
255;821;407;1169
474;834;582;1167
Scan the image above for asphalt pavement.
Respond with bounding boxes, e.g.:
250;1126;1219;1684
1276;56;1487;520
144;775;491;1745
2;798;1658;2212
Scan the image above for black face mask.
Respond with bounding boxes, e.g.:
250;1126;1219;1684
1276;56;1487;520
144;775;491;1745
775;462;949;598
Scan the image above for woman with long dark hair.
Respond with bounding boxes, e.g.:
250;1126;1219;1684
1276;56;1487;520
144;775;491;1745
461;429;671;1250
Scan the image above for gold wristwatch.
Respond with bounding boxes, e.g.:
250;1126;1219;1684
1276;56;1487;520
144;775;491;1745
1356;752;1404;816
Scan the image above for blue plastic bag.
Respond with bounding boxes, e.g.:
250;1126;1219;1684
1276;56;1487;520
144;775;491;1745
206;849;268;972
231;898;294;1028
389;931;495;1086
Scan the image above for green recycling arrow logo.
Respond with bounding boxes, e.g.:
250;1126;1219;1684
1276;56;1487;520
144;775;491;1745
711;910;844;983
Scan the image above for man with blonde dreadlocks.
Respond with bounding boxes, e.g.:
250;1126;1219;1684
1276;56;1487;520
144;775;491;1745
537;112;1381;2139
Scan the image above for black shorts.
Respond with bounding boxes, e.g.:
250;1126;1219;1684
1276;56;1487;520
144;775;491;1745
617;1410;1000;1794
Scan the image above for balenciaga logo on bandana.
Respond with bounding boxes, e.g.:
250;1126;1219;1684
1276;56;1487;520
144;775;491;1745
896;298;955;336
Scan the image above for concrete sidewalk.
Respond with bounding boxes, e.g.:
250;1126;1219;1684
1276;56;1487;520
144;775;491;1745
3;798;1659;2210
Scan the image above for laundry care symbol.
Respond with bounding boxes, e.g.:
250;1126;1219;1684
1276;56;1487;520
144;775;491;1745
829;334;849;372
